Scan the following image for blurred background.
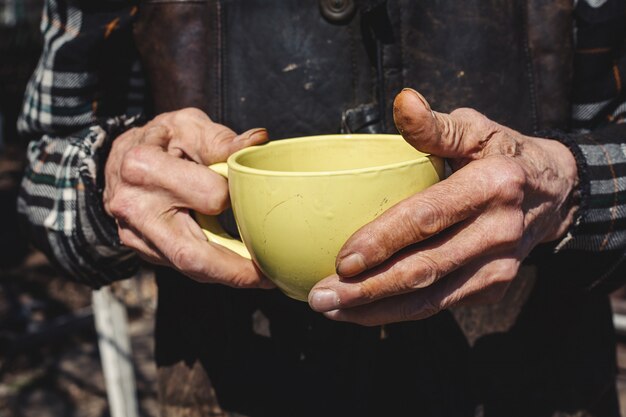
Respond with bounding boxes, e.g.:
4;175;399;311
0;1;158;416
1;1;626;416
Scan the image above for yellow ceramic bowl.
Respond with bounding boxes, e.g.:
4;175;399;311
195;134;443;301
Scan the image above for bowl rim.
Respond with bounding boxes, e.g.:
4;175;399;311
227;134;437;177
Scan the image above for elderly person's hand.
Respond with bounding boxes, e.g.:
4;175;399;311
309;89;579;325
104;108;274;288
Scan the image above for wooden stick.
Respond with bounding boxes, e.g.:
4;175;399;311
92;287;139;417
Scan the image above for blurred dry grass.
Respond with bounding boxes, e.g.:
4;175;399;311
0;251;158;417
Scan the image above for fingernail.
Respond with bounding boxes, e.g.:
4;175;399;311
336;253;366;277
401;88;432;112
323;309;341;320
309;289;340;312
245;128;268;142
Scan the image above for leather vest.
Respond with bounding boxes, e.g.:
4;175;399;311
133;2;618;417
133;0;573;136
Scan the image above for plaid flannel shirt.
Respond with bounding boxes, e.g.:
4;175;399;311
17;0;626;288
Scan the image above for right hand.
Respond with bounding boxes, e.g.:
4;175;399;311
103;108;274;288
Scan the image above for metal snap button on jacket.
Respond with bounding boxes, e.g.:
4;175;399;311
319;0;356;23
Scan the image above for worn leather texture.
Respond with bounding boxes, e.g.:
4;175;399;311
134;0;221;117
136;0;380;137
134;1;618;416
526;0;574;130
396;0;532;132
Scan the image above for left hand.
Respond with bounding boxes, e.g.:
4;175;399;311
308;88;579;326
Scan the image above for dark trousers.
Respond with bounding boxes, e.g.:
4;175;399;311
153;262;620;417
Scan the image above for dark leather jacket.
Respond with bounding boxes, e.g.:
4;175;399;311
134;2;618;416
135;0;574;135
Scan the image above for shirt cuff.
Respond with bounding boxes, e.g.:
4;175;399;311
538;125;626;293
542;125;626;252
79;114;144;248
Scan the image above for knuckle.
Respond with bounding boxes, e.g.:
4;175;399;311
409;200;446;239
125;126;142;138
124;126;142;139
144;123;171;139
111;130;132;151
178;107;209;120
399;297;439;321
483;158;526;203
108;193;135;222
152;112;174;125
357;279;384;303
109;130;137;160
171;110;190;125
493;260;519;283
406;255;439;289
120;146;154;186
168;108;207;127
480;262;517;304
170;244;202;274
203;185;229;214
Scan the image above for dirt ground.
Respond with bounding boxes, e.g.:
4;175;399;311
0;250;159;417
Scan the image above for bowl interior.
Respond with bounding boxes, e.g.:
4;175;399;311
232;135;426;174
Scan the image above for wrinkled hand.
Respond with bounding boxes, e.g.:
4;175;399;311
104;108;274;288
309;89;579;325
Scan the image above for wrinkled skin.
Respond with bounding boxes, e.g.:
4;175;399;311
104;108;274;288
309;89;579;326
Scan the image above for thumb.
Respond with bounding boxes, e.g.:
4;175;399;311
393;88;494;160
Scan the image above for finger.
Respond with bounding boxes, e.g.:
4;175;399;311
312;200;523;312
145;108;216;156
335;156;524;277
191;126;269;165
434;256;518;308
321;257;518;326
393;88;502;160
120;145;231;215
170;123;268;165
139;124;173;148
139;210;274;288
117;202;272;288
226;127;270;153
141;109;269;165
117;221;169;266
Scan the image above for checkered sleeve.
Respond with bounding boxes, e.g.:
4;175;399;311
18;116;142;287
554;126;626;254
17;0;145;287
